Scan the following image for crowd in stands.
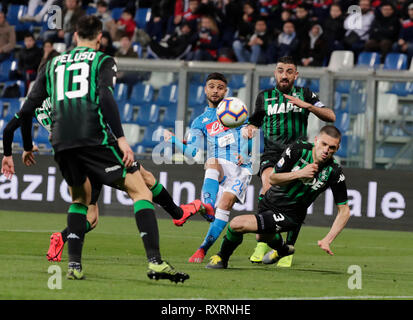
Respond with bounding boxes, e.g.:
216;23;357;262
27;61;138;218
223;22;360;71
0;0;413;92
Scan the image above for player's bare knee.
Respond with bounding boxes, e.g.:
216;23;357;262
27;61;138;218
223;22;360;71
229;216;246;232
140;166;156;187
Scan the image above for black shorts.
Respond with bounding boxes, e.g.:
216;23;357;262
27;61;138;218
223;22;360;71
54;144;140;195
255;202;304;234
258;149;283;177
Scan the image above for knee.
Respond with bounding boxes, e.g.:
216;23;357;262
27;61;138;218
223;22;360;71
229;216;245;232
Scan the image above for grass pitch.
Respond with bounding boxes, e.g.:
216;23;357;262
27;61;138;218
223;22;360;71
1;210;413;300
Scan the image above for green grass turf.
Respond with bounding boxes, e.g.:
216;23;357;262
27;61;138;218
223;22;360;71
1;210;413;300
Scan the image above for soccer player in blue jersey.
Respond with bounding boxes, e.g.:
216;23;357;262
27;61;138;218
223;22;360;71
164;72;253;263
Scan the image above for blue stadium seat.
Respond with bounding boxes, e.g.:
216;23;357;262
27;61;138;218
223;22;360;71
132;42;142;58
34;125;51;149
113;83;128;102
155;84;178;106
111;7;123;21
135;8;151;30
129;83;154;105
12;126;23;148
335;80;351;94
189;73;206;86
383;53;408;70
139;124;164;149
0;59;13;82
259;76;275;90
335;111;350;133
135;104;159;126
375;144;402;158
0;118;5;138
386;82;413;96
159;104;177;127
346;85;366;114
356;52;381;68
308;79;319;92
119;103;134;122
6;4;24;25
188;105;206;124
228;74;245;89
86;6;97;15
1;98;21;120
336;135;360;158
333;92;343;111
188;84;205;107
295;78;307;87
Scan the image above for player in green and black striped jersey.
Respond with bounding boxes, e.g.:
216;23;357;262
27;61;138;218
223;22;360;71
205;126;350;269
244;56;336;265
18;16;190;282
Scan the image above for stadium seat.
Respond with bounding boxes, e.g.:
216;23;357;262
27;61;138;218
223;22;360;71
132;42;142;58
155;84;178;106
111;7;123;21
228;74;245;89
0;59;13;82
122;123;142;146
188;105;206;124
327;50;354;71
356;52;381;69
159;104;177;127
295;78;307;87
308;79;319;92
375;144;402;158
135;104;159;126
383;53;408;70
336;135;360;158
377;93;398;118
335;111;350;133
33;125;51;149
386;82;413;96
135;8;151;30
335;80;351;94
237;87;247;103
259;76;275;90
333;92;343;111
146;72;175;90
86;5;97;15
346;88;366;114
129;83;154;105
1;98;21;120
119;103;133;122
139;124;165;149
114;83;129;102
189;73;206;86
188;84;206;107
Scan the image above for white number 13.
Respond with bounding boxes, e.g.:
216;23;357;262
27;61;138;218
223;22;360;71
55;62;89;101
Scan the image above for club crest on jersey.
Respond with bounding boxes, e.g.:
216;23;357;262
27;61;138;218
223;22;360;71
206;120;228;136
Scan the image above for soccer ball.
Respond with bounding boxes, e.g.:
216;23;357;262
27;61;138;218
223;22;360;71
216;97;248;128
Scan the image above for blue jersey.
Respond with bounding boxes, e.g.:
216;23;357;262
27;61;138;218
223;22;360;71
187;106;252;171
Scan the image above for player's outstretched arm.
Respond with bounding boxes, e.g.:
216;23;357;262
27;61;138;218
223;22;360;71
283;94;336;122
317;204;350;255
164;129;202;159
269;163;318;186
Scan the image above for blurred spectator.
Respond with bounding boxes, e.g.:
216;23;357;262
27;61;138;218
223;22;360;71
106;8;137;42
311;0;333;23
299;23;328;66
365;2;400;61
9;32;42;93
266;20;299;63
343;0;375;55
0;11;16;62
234;0;260;46
147;22;195;59
20;0;57;23
282;0;303;11
167;0;202;36
94;0;112;32
115;33;138;58
393;2;413;62
99;31;117;56
294;4;312;40
323;4;345;55
38;39;59;70
232;17;271;64
186;15;219;61
147;0;175;42
272;9;293;34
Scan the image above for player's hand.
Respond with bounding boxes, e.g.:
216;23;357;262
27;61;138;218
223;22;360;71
318;239;334;256
163;129;175;142
242;124;257;139
299;163;318;179
1;156;15;180
117;136;134;168
283;94;312;109
22;150;36;166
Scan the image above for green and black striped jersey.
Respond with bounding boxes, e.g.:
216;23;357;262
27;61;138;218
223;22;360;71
34;97;52;132
262;140;348;221
37;46;117;152
249;86;325;153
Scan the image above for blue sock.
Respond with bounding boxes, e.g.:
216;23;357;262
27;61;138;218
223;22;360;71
199;208;230;253
202;169;220;207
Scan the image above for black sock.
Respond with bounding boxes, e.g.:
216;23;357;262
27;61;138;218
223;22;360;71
61;220;93;244
134;200;162;264
218;226;243;261
67;204;88;264
267;233;290;256
286;224;301;245
151;181;183;220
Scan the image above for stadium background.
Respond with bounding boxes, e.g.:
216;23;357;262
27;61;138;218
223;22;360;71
1;0;413;232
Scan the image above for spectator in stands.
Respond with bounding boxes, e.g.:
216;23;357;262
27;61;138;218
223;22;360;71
365;2;401;62
20;0;57;23
323;3;345;56
266;20;299;63
106;8;137;42
94;0;112;32
9;32;42;93
282;0;303;12
147;0;175;42
343;0;375;55
393;2;413;62
147;21;195;60
232;17;271;64
186;15;219;61
167;0;202;36
0;11;16;62
311;0;333;23
115;33;138;58
39;39;59;69
99;31;117;56
298;23;328;66
293;4;313;40
273;9;293;34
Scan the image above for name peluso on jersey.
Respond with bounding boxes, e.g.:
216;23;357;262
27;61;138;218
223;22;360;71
266;102;302;115
53;51;96;65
